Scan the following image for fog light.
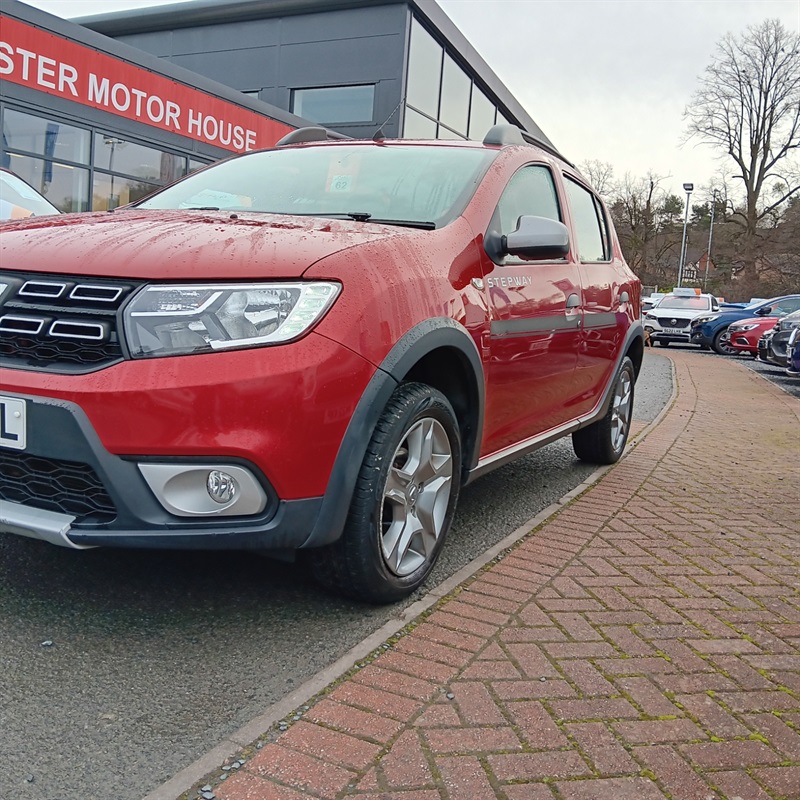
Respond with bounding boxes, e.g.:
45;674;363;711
138;463;266;517
207;470;238;504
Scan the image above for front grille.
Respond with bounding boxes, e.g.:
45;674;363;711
655;316;691;329
0;272;142;373
0;451;117;525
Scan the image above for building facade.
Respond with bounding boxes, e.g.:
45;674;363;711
0;1;306;213
1;0;555;214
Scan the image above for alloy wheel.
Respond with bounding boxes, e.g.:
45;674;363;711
380;417;453;576
610;369;633;453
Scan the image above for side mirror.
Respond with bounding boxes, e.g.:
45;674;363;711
485;215;570;263
755;306;772;316
712;302;719;311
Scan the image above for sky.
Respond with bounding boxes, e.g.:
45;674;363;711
17;0;800;201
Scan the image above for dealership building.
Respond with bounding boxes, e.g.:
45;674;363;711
0;0;551;213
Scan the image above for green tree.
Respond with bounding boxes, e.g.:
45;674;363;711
659;194;684;227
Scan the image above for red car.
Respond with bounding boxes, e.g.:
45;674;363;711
727;316;779;356
0;125;643;603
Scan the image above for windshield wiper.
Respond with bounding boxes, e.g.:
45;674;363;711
292;211;435;229
185;206;221;210
368;219;436;230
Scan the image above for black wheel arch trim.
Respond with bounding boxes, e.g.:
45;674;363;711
300;318;485;549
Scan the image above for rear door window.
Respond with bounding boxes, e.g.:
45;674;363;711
565;177;609;262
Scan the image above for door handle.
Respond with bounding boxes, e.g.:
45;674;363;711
566;293;581;309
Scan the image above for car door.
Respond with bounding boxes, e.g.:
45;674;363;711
563;175;632;414
478;163;582;454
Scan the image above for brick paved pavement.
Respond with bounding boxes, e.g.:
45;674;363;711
189;351;800;800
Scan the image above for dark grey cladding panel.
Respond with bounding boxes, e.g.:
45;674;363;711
278;4;407;43
278;37;404;85
171;47;280;89
115;30;174;57
164;20;280;55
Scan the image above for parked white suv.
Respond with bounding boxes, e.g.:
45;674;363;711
644;289;719;347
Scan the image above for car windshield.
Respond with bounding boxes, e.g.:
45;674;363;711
0;170;60;219
655;295;711;310
137;143;497;228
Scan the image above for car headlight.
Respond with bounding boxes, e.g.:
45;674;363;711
733;323;759;332
645;312;657;321
693;314;717;326
123;281;341;358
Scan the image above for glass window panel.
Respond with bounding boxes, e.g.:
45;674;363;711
291;85;374;124
439;54;470;136
469;87;496;140
565;178;607;261
496;165;561;238
496;110;510;126
436;125;466;140
406;18;442;117
140;144;496;228
2;109;90;164
189;159;209;174
94;134;184;183
92;173;159;211
5;153;89;212
403;107;437;139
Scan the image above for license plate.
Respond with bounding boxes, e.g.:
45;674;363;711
0;395;26;450
662;327;684;335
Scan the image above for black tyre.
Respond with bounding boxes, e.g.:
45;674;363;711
712;327;736;355
572;356;635;465
309;382;461;604
657;340;670;347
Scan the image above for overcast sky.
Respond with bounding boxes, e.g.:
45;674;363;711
18;0;800;201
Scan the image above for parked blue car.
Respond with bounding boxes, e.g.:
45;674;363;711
690;294;800;355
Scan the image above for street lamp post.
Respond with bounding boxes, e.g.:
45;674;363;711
703;190;717;291
677;182;693;288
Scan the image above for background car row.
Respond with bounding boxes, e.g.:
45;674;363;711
689;294;800;355
757;309;800;371
641;291;800;383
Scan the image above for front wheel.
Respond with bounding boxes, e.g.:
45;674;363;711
712;327;736;355
309;382;461;604
572;356;635;465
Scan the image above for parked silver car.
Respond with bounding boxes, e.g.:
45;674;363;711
0;168;60;220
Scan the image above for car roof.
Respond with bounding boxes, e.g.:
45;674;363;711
275;123;573;166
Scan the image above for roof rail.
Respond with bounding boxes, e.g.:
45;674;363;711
483;124;571;165
276;126;345;146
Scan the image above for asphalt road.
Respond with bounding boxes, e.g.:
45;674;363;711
1;354;675;800
739;352;800;399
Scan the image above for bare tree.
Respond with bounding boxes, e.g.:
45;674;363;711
608;172;680;286
579;159;615;198
684;19;800;289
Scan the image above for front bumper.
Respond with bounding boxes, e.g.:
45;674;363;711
645;318;696;344
0;333;375;550
650;331;692;343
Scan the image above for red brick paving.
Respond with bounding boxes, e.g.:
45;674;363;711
203;351;800;799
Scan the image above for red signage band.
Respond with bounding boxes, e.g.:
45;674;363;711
0;15;295;152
